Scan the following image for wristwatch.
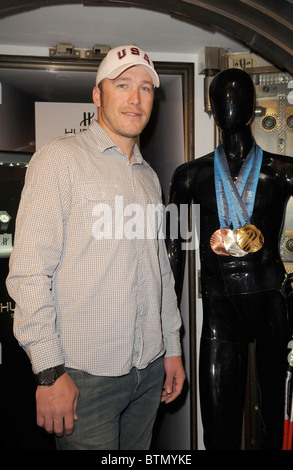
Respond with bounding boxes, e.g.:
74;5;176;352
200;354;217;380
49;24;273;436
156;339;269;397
0;211;11;232
35;364;66;386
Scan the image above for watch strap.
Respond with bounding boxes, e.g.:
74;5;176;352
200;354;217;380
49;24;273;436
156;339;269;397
35;364;66;386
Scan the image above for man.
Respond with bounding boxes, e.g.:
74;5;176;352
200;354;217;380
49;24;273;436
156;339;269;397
6;45;185;450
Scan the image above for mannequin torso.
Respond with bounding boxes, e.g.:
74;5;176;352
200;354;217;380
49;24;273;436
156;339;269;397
167;68;293;449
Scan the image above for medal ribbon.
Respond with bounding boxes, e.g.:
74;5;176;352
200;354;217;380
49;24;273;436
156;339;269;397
214;140;263;230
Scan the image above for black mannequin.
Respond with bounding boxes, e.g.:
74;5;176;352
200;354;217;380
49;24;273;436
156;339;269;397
167;68;293;450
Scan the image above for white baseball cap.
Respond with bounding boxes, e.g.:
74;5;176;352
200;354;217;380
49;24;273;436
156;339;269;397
96;45;160;88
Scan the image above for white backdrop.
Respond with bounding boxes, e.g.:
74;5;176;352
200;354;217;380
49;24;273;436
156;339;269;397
35;102;97;149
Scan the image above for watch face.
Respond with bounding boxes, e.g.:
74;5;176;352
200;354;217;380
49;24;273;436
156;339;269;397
36;365;65;386
40;368;56;385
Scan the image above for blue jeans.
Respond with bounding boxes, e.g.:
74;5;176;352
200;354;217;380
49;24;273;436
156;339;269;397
55;356;164;450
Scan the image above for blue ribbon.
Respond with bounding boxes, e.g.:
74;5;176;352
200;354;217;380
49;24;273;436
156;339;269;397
214;140;263;230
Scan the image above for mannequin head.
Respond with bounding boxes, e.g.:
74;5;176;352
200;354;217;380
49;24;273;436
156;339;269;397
209;68;255;133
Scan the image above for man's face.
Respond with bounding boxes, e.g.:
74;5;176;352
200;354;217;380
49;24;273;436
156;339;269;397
93;65;154;145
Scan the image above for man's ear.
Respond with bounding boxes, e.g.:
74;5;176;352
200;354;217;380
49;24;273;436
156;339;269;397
92;86;101;107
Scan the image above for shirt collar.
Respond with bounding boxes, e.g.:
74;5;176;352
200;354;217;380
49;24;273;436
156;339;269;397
89;120;149;167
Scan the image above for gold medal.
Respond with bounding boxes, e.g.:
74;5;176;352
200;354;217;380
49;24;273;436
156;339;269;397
235;224;264;253
210;228;231;256
224;229;248;257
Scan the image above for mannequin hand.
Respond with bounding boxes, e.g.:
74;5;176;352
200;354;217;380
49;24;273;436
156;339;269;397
161;356;186;404
36;372;79;437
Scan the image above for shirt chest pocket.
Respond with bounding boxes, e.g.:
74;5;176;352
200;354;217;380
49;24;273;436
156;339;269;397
79;181;121;236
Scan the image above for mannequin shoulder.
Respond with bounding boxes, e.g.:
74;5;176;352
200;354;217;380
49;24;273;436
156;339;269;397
262;150;293;165
262;150;293;175
262;151;293;194
169;152;214;203
171;151;214;182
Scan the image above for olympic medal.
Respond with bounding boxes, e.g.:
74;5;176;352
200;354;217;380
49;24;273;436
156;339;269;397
224;230;248;257
235;224;264;253
210;228;231;256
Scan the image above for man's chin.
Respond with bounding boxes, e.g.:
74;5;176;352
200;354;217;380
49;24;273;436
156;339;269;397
121;120;149;139
121;129;142;140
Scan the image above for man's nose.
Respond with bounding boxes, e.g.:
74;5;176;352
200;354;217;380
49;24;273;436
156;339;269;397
128;88;140;105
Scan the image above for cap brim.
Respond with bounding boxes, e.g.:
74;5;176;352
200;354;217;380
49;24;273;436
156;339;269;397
101;63;160;88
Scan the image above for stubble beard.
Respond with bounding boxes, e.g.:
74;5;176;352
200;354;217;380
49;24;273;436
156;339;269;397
101;104;149;140
98;86;150;140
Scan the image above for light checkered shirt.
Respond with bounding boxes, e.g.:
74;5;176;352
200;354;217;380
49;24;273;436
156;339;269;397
6;121;182;376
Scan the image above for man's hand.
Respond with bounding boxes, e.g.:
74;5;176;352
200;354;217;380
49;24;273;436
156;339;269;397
161;356;186;404
36;372;79;437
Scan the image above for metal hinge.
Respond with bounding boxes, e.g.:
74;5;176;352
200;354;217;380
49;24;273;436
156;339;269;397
49;44;110;59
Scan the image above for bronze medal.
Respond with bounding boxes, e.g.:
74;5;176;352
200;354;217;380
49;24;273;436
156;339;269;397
235;224;264;253
210;228;231;256
224;229;248;257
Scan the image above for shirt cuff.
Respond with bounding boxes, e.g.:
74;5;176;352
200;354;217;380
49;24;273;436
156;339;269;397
27;339;65;374
163;333;182;358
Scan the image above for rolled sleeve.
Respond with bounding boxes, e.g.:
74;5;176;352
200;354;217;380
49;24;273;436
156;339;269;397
6;143;71;373
159;238;182;357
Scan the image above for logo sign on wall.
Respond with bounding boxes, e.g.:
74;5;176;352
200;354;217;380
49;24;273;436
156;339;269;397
35;102;97;150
